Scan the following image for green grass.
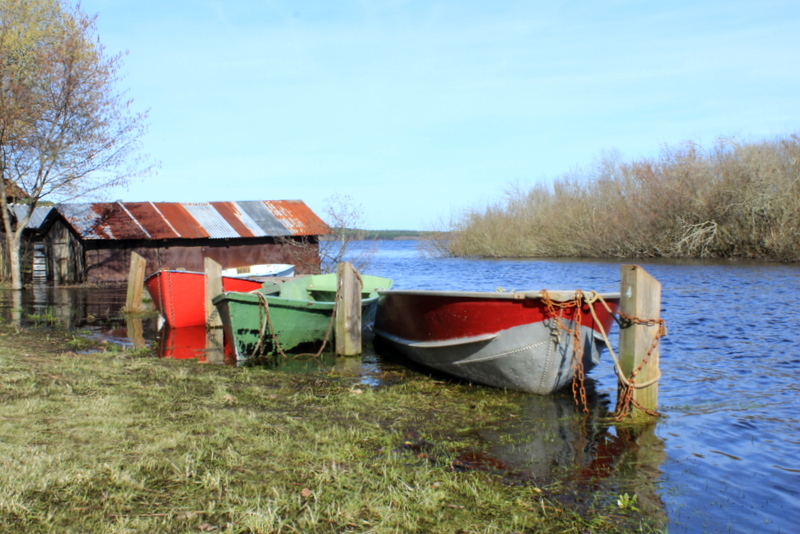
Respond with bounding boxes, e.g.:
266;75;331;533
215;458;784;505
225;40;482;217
0;325;665;533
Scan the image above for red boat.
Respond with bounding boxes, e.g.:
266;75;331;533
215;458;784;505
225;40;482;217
374;289;620;395
145;270;264;328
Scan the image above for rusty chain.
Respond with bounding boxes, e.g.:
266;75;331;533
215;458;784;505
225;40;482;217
540;291;666;421
610;311;666;421
166;271;176;328
541;289;590;413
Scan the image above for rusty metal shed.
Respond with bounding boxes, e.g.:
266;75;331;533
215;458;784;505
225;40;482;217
40;200;330;284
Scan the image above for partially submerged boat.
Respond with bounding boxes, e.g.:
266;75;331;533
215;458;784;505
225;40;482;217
145;270;264;328
213;273;394;361
373;289;620;395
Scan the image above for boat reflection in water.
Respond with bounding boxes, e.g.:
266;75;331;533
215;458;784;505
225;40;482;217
155;324;340;372
475;384;666;525
156;325;233;364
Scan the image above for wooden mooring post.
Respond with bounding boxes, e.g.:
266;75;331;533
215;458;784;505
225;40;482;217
204;257;223;328
335;262;363;356
618;264;663;420
125;252;147;312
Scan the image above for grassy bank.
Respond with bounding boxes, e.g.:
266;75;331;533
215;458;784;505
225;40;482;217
437;133;800;261
0;325;666;533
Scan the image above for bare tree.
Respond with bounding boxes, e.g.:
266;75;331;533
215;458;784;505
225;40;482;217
0;0;153;289
273;194;374;274
319;193;374;273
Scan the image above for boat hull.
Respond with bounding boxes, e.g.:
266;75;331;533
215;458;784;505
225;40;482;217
374;290;619;395
145;270;264;328
213;273;393;361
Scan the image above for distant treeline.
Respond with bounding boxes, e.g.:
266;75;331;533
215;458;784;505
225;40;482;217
322;229;438;240
434;133;800;262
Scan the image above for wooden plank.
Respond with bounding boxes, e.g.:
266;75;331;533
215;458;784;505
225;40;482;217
618;264;662;419
204;257;223;327
335;262;363;356
125;252;147;312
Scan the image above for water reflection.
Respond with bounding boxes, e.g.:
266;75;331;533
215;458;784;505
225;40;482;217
153;322;352;375
479;388;666;526
156;325;228;363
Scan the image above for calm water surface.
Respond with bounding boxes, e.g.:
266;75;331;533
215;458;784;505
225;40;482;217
1;240;798;533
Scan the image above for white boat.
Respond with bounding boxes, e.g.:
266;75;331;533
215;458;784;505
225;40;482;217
220;264;295;280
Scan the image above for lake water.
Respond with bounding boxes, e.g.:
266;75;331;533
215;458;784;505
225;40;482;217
2;239;798;533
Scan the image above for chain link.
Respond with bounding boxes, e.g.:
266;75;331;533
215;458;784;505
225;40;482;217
611;311;666;421
540;291;666;420
166;270;175;327
541;289;589;413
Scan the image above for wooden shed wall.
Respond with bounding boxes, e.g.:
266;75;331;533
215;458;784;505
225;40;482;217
43;218;85;284
42;221;321;284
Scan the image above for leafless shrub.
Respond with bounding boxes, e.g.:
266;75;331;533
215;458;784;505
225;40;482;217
436;133;800;261
318;194;376;273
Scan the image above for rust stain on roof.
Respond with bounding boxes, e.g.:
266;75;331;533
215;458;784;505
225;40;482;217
125;202;180;240
210;202;256;238
154;203;209;239
89;204;149;240
263;200;331;236
54;200;329;241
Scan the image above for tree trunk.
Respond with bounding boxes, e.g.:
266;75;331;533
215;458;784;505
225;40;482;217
5;231;23;290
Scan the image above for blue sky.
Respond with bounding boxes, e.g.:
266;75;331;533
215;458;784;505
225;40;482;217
83;0;800;230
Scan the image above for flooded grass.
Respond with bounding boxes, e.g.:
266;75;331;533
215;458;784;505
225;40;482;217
0;324;666;533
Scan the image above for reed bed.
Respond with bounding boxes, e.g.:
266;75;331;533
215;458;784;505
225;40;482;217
435;134;800;261
0;325;665;533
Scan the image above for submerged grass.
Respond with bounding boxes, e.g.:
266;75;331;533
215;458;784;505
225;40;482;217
0;325;664;533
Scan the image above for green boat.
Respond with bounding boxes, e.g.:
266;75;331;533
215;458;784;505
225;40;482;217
212;273;394;362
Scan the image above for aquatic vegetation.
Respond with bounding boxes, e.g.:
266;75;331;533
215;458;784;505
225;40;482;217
26;306;60;326
617;493;639;512
64;335;99;351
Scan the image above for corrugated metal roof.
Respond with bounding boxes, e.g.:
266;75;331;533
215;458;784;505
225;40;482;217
53;200;330;241
12;205;52;229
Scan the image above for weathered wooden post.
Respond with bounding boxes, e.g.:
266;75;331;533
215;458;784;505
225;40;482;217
204;257;223;328
618;264;663;420
125;252;147;312
335;262;363;356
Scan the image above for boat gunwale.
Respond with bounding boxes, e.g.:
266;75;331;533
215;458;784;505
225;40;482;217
212;291;381;309
144;269;267;285
376;289;621;302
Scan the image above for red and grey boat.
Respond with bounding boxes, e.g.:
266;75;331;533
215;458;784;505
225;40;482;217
145;270;264;328
374;289;620;395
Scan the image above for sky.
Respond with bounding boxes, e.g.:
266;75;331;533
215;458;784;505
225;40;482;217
81;0;800;230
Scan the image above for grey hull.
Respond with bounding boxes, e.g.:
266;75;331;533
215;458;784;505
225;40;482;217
375;319;607;395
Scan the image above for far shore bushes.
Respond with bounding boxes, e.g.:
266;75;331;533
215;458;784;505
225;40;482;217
434;133;800;261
